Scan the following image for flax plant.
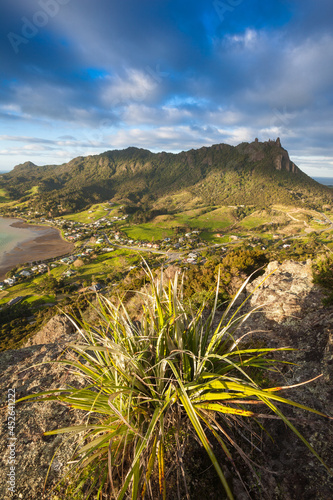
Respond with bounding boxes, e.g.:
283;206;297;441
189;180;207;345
19;267;331;499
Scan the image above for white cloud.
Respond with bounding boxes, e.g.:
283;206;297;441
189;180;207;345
102;69;159;107
225;29;259;49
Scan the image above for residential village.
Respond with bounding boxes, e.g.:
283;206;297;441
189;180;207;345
0;200;319;298
0;204;211;294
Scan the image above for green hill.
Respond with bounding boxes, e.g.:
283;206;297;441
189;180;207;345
0;138;332;214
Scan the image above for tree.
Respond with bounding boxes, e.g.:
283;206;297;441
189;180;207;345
36;276;63;294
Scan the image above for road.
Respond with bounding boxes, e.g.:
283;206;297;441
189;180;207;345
277;207;333;234
103;232;233;263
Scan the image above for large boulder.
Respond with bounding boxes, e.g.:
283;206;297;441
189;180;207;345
23;314;76;347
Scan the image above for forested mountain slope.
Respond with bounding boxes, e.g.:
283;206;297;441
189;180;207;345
1;138;331;214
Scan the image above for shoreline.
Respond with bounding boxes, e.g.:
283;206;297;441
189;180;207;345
0;219;74;280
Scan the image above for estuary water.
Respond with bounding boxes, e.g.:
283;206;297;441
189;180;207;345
0;217;74;280
0;217;37;260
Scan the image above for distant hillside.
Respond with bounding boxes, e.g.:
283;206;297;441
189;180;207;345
1;138;332;214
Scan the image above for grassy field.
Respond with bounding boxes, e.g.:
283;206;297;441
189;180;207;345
0;281;37;305
200;231;230;243
239;215;269;229
0;249;139;306
0;270;54;305
123;207;235;241
27;186;39;195
124;225;174;241
153;190;204;212
0;199;30;210
62;249;140;282
62;203;119;223
121;205;317;243
0;188;10;203
175;207;234;230
22;294;56;306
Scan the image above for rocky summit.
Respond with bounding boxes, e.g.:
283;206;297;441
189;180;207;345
0;261;332;499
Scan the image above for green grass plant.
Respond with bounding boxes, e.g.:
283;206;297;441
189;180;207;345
19;266;331;499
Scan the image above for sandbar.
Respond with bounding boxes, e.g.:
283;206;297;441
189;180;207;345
0;220;74;280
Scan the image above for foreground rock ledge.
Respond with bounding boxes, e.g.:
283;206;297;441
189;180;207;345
0;317;84;500
0;261;332;499
239;260;333;500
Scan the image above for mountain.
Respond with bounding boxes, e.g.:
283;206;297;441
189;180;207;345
1;138;332;214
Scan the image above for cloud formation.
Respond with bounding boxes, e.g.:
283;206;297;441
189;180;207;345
0;0;332;176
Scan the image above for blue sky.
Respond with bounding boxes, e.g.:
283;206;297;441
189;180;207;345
0;0;332;177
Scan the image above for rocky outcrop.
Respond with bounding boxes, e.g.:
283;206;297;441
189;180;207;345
23;314;75;347
238;260;333;499
274;151;300;174
0;317;83;500
241;138;301;174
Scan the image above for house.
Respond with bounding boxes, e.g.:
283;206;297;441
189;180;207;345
63;269;76;277
4;278;16;286
185;258;197;264
7;296;23;307
20;270;32;278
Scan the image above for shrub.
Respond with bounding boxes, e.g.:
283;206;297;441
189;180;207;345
312;254;333;304
19;267;330;499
